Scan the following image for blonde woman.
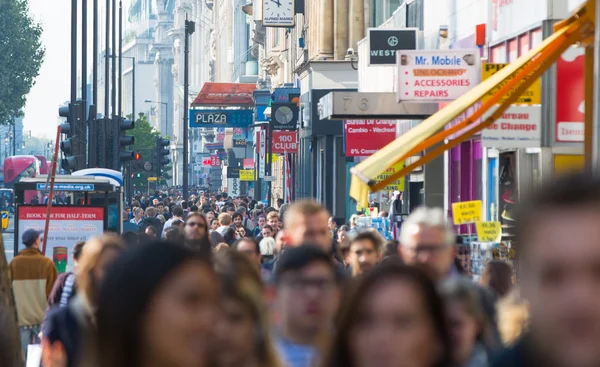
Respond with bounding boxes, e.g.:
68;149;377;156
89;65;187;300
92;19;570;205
213;250;283;367
42;234;125;367
497;288;529;346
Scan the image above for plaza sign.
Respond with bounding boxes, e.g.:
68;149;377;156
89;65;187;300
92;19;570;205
189;109;253;128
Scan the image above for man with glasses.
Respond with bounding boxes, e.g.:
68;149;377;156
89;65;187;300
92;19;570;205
271;246;340;367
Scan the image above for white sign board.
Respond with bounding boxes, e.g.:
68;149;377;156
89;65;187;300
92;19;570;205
397;50;480;102
482;106;542;148
228;178;241;197
17;206;105;272
259;129;266;178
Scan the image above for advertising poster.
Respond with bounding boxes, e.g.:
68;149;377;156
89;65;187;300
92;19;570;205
17;206;105;272
344;120;396;157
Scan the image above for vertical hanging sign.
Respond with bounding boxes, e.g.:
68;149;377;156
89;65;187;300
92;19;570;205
259;129;266;178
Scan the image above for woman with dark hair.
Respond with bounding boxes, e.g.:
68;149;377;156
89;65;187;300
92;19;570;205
183;212;212;257
323;263;453;367
479;260;513;299
213;251;283;367
94;241;218;367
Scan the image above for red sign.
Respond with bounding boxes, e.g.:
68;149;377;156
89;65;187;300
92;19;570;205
344;120;396;157
243;158;254;169
272;131;298;153
556;47;585;142
191;83;256;106
210;155;221;166
202;158;212;166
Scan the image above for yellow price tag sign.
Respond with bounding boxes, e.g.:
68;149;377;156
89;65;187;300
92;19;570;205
451;200;482;225
475;221;502;243
481;63;541;105
375;162;405;192
239;170;255;181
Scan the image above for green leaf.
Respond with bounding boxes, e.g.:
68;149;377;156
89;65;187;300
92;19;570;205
0;0;45;124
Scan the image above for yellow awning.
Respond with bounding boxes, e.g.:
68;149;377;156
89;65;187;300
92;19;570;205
350;0;596;207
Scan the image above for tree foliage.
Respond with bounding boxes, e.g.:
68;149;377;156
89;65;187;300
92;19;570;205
130;112;159;188
0;0;45;124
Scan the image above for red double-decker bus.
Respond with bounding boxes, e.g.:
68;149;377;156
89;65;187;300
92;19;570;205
4;155;41;203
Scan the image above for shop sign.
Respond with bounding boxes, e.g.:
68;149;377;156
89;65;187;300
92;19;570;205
481;63;541;105
233;138;246;147
192;82;256;106
240;170;254;181
451;200;482;225
233;127;245;138
368;28;417;65
228;178;240;197
373;162;405;192
475;221;502;243
397;50;480;102
259;130;266;178
210;155;221;167
344;120;396;157
272;131;298;153
202;157;212;167
189;109;253;128
243;158;254;169
482;106;541;148
227;167;241;179
556;46;585;142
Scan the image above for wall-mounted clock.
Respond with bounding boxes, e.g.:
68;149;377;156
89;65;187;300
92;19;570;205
271;103;299;131
262;0;295;27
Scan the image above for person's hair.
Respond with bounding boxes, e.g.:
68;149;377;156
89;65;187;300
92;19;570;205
284;199;329;229
232;238;260;254
121;232;138;247
439;278;502;355
223;227;237;245
171;206;184;217
399;207;456;246
133;207;143;215
259;237;276;256
144;207;157;217
171;219;184;228
383;240;400;259
72;241;86;261
144;226;158;236
273;245;334;285
183;213;212;257
497;288;529;346
262;224;273;233
236;206;247;214
95;242;214;367
350;231;384;253
515;173;600;257
156;215;166;224
218;213;232;226
480;260;513;298
257;215;266;222
266;211;279;220
190;205;199;212
77;234;126;304
163;227;182;243
232;212;243;221
323;263;453;367
215;242;229;253
211;218;219;225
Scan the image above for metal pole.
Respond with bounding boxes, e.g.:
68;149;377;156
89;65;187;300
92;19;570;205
12;124;15;155
104;0;110;117
183;16;193;199
129;57;135;202
111;0;116;117
118;0;123;117
267;124;273;206
93;0;98;107
592;0;600;172
82;0;88;104
71;0;77;102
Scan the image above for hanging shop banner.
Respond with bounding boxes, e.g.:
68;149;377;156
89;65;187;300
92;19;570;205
243;158;254;169
191;82;256;106
556;46;585;142
233;138;246;147
189;109;253;128
476;222;502;242
205;142;224;150
259;130;266;178
481;63;541;104
270;103;299;131
210;155;221;166
481;106;541;148
373;161;405;192
397;49;480;102
272;131;298;153
368;28;417;65
227;178;241;197
344;120;396;157
17;206;105;272
240;170;255;181
451;200;483;225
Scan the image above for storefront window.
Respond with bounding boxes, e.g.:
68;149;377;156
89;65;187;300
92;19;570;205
370;0;402;27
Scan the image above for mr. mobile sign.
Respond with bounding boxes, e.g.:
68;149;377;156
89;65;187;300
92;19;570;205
397;50;480;102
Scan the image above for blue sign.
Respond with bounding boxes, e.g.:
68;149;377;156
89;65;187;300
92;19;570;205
36;183;95;191
189;109;253;128
256;105;268;121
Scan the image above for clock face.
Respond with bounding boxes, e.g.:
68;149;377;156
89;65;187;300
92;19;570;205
275;106;294;125
263;0;295;27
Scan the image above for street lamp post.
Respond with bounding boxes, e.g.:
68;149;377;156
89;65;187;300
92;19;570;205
123;56;136;204
144;100;168;136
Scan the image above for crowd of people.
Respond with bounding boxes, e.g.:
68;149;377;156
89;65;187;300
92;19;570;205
9;173;600;367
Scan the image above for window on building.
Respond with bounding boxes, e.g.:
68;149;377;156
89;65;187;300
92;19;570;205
370;0;402;27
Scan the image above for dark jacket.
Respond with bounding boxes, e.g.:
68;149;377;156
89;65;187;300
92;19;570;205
490;336;540;367
138;216;163;234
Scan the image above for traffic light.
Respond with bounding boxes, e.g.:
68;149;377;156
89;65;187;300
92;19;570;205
132;152;143;172
58;102;85;172
155;137;170;178
109;116;135;170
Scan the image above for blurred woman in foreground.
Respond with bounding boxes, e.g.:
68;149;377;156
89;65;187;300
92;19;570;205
213;250;282;367
323;263;453;367
94;241;218;367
